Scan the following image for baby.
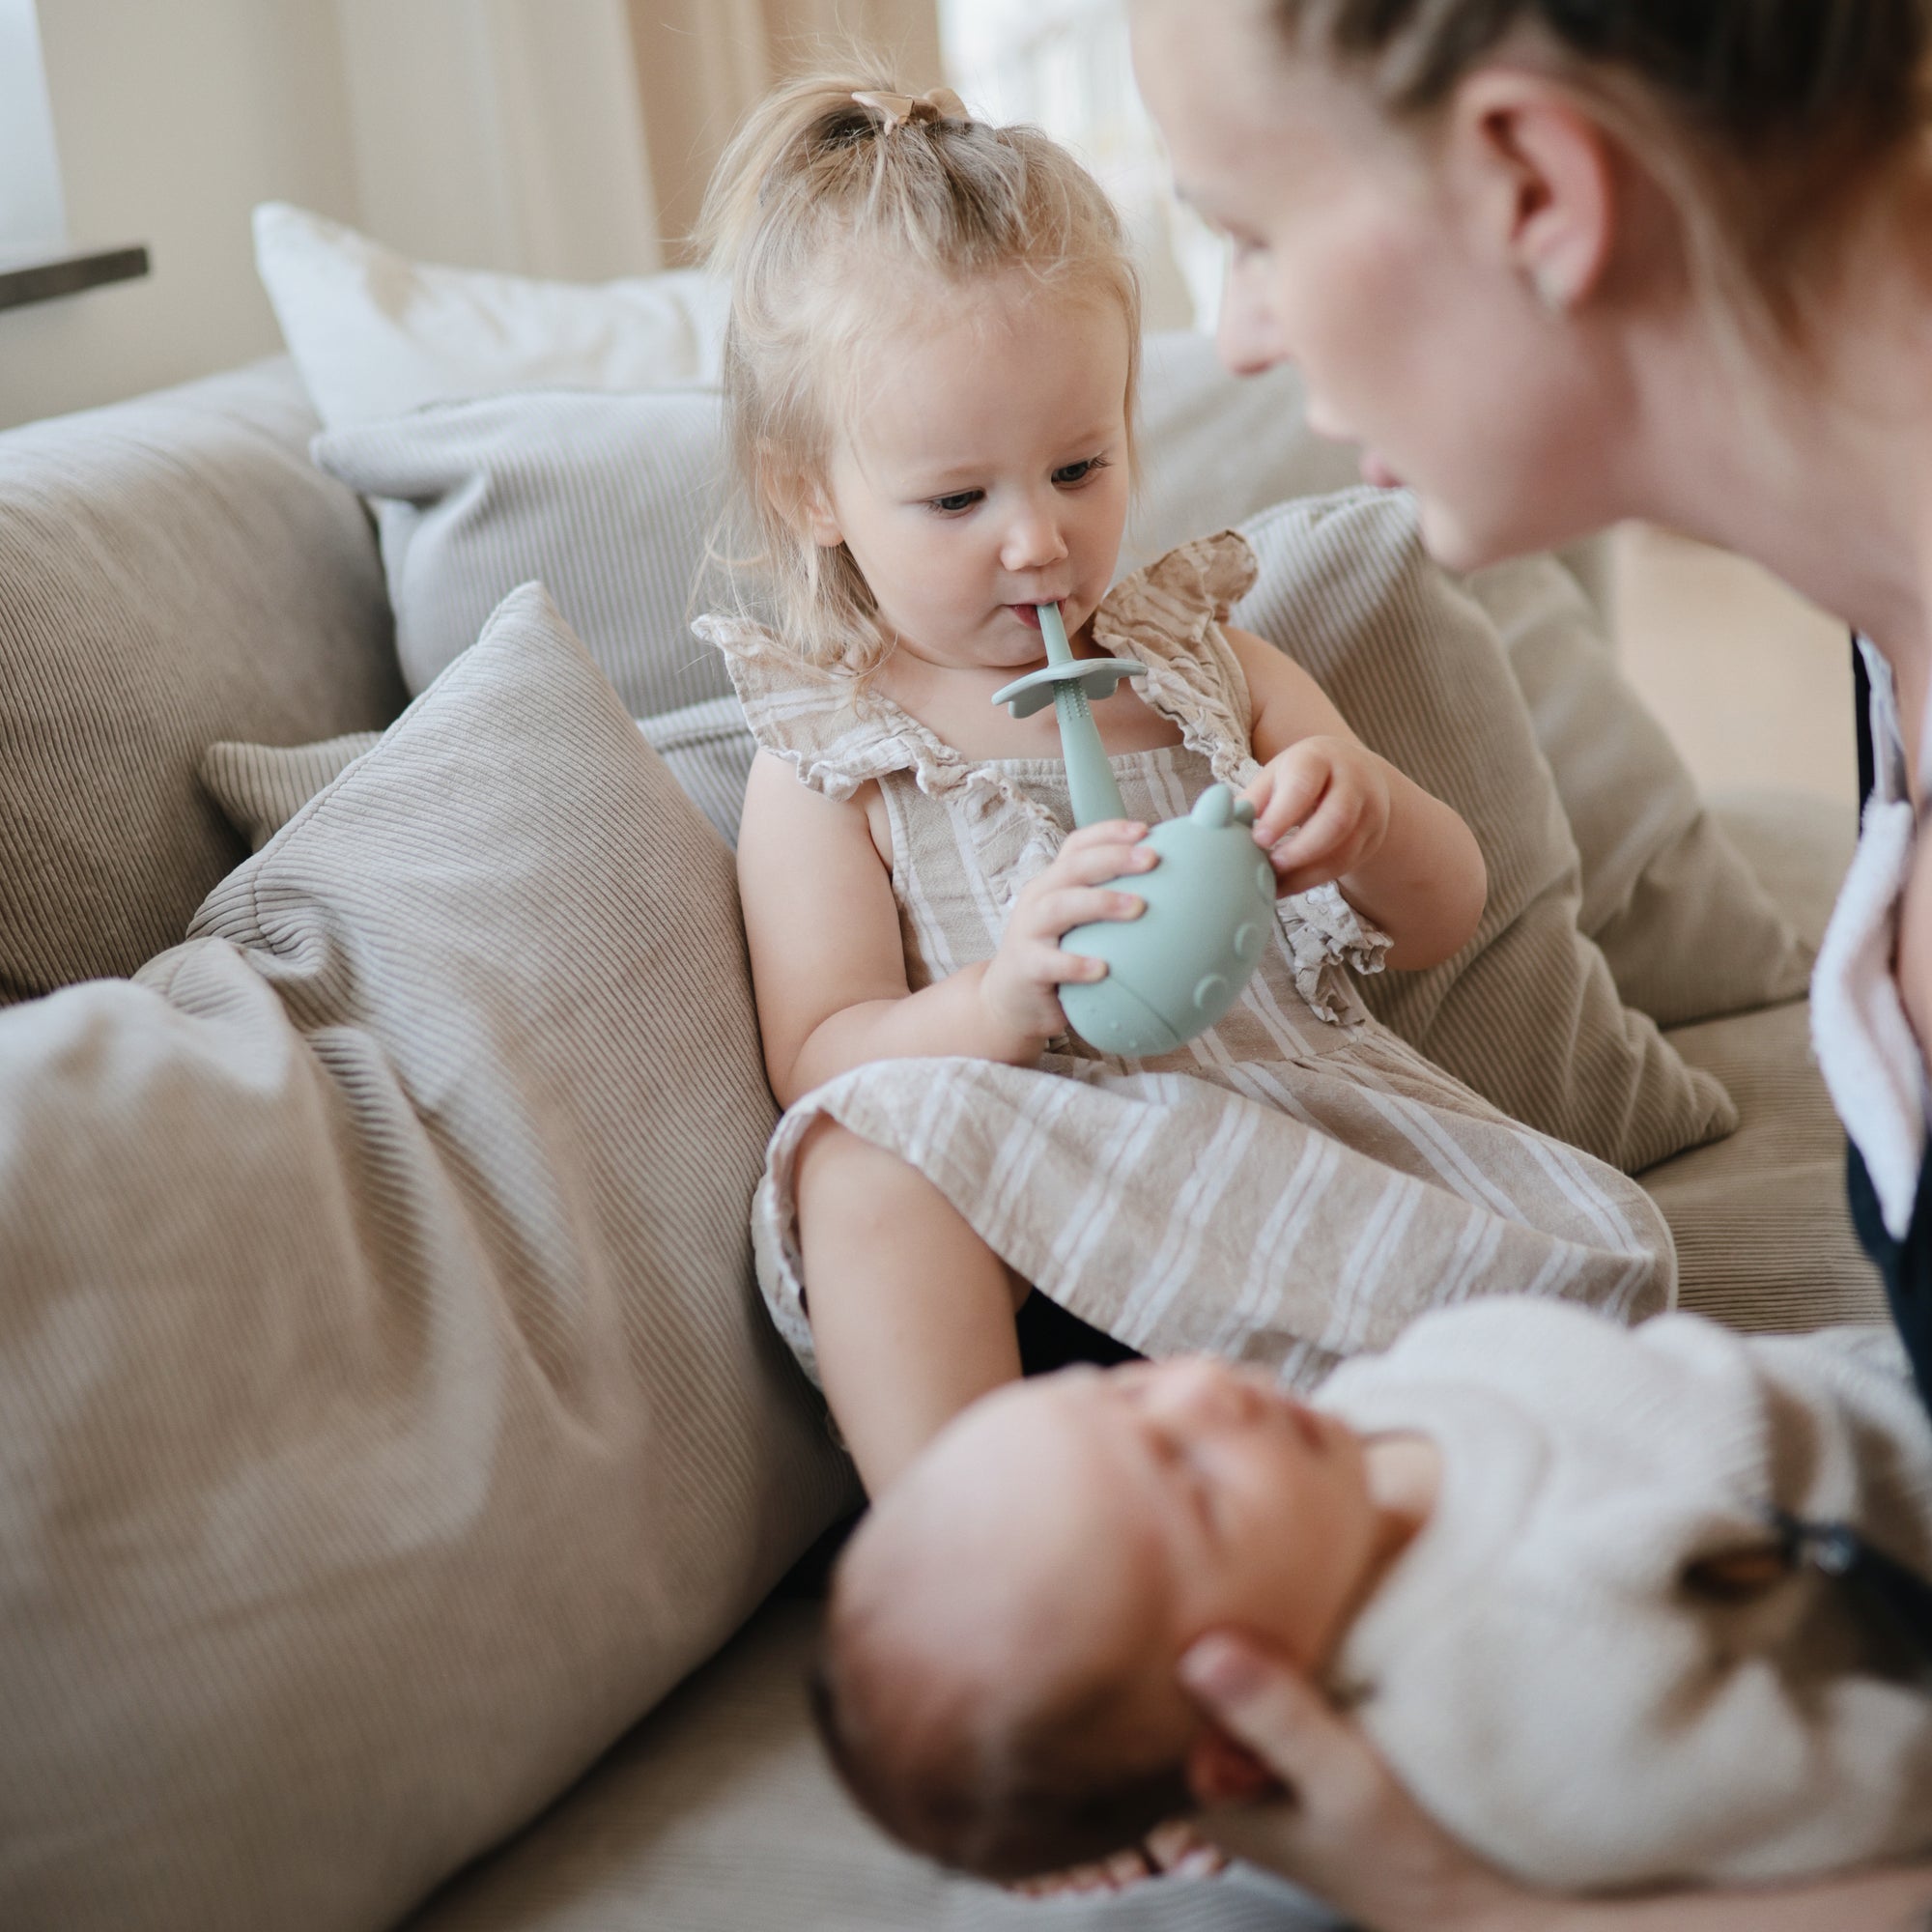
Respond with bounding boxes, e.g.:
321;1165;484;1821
812;1298;1932;1891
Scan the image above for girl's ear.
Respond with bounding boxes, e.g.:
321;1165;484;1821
1443;70;1619;311
757;447;844;549
1183;1721;1288;1807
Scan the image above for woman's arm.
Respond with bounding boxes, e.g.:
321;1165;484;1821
1179;1633;1932;1932
735;750;1151;1104
1226;625;1486;969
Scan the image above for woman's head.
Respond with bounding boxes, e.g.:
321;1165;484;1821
700;71;1143;676
1130;1;1932;569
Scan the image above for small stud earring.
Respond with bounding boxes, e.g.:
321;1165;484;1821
1532;266;1567;313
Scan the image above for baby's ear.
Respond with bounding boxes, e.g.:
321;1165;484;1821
1184;1723;1287;1806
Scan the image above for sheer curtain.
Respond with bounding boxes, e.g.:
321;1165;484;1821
939;0;1219;331
625;0;944;264
331;0;942;278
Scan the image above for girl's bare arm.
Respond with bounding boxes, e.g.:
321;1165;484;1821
736;751;1148;1105
1227;626;1486;969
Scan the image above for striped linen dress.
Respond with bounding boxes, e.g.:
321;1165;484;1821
698;532;1675;1391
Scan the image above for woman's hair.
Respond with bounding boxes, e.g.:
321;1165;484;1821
697;67;1143;675
1261;0;1932;348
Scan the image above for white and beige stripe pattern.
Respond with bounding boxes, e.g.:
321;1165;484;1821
700;534;1676;1390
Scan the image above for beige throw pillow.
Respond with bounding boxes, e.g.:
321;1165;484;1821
0;583;856;1932
1237;490;1738;1174
1468;554;1811;1026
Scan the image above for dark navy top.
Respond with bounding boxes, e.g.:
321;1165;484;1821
1848;641;1932;1420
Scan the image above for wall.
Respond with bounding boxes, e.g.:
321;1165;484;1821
0;0;360;430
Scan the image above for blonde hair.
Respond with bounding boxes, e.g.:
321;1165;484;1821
697;67;1143;676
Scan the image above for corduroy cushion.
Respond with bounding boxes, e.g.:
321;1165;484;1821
313;390;732;719
1468;554;1811;1027
204;694;754;855
0;582;857;1932
1236;491;1736;1174
0;359;403;1006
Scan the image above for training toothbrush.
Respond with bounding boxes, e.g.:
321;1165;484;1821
991;603;1276;1056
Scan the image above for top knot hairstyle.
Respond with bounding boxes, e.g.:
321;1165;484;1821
1260;0;1932;346
697;69;1143;675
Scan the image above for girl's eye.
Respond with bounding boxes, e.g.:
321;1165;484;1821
1053;457;1108;488
927;489;982;516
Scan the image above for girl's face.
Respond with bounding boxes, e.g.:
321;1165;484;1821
808;278;1133;669
1129;2;1633;573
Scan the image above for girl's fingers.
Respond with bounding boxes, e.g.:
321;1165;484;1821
1269;788;1360;877
1064;818;1147;853
1253;760;1331;845
1055;842;1156;888
1043;949;1107;985
1028;887;1145;939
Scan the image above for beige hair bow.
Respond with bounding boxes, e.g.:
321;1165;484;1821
850;86;968;132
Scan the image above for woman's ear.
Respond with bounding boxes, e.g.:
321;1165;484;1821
1444;71;1619;311
1184;1721;1289;1807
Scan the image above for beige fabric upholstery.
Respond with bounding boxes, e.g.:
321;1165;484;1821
404;1597;1337;1932
0;584;856;1932
1639;792;1880;1329
0;358;402;1004
1238;491;1735;1174
1466;556;1811;1026
312;390;732;719
204;696;757;856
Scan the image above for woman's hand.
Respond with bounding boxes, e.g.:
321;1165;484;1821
1179;1632;1543;1932
1243;736;1393;897
980;820;1155;1045
1179;1631;1932;1932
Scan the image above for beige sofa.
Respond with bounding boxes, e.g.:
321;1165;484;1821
0;350;1880;1932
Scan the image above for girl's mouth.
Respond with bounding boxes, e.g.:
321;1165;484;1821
1009;604;1044;631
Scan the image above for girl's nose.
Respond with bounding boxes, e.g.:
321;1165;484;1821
1000;502;1070;574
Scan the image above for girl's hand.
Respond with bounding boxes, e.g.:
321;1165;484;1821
980;820;1154;1045
1179;1632;1542;1932
1243;736;1393;897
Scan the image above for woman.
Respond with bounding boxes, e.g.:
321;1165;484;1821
1127;2;1932;1923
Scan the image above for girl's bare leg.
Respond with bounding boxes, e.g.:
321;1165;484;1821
795;1118;1028;1493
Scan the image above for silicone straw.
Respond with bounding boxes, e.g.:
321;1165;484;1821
1038;603;1128;828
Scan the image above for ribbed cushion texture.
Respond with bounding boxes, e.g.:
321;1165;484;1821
312;390;732;719
1467;554;1811;1026
0;358;403;1004
204;695;756;856
404;1598;1344;1932
0;582;856;1932
1236;491;1736;1174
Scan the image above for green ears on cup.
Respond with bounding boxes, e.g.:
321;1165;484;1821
991;605;1272;1056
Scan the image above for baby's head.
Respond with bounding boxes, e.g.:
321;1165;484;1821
811;1357;1385;1882
698;67;1143;677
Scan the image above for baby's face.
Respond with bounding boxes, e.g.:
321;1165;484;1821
807;273;1133;675
848;1357;1383;1763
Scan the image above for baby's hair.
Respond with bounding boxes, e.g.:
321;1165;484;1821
809;1581;1193;1882
696;64;1143;676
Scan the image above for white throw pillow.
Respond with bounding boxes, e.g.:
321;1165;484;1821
252;201;728;430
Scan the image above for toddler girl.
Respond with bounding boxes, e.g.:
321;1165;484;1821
694;71;1674;1493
